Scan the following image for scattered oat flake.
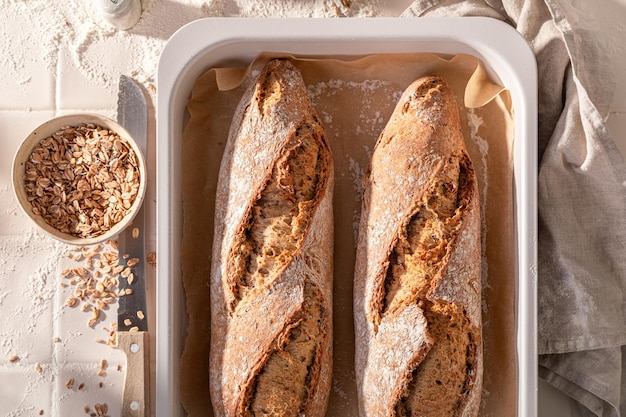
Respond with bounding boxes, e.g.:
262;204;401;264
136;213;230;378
137;310;145;320
35;363;42;372
93;402;108;416
127;257;139;267
146;251;156;270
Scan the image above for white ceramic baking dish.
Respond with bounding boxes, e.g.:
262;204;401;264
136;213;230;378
156;17;537;417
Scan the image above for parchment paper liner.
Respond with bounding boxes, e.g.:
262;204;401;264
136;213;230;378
179;52;516;417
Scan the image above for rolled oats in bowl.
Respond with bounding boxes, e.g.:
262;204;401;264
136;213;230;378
12;114;147;244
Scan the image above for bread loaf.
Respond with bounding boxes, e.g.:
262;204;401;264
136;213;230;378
353;76;482;417
209;59;334;417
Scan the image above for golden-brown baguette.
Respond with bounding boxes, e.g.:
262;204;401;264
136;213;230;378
353;75;482;417
209;59;334;417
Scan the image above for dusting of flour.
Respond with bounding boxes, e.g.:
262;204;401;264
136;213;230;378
3;0;378;98
466;108;489;285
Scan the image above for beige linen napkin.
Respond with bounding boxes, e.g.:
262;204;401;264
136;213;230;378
403;1;626;416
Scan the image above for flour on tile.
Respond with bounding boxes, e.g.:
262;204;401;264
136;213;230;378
4;0;378;102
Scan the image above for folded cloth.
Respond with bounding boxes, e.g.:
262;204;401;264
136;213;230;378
402;1;626;416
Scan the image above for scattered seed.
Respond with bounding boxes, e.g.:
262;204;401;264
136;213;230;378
9;355;19;363
146;252;156;270
126;258;139;267
66;378;75;389
93;402;108;416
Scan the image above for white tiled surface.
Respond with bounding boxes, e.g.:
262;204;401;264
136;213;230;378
1;1;625;416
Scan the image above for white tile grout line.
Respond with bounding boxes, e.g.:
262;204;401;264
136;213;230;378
54;47;61;117
51;242;66;417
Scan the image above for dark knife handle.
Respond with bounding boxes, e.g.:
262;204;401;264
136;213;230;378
118;331;150;417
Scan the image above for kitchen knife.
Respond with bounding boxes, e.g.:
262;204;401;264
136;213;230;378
116;74;150;417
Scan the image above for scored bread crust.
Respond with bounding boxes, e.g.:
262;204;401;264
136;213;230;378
353;76;482;417
209;59;334;417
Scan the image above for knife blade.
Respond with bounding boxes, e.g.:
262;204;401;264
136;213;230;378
116;74;150;417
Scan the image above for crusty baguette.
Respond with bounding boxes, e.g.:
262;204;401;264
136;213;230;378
209;59;334;417
353;76;482;417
